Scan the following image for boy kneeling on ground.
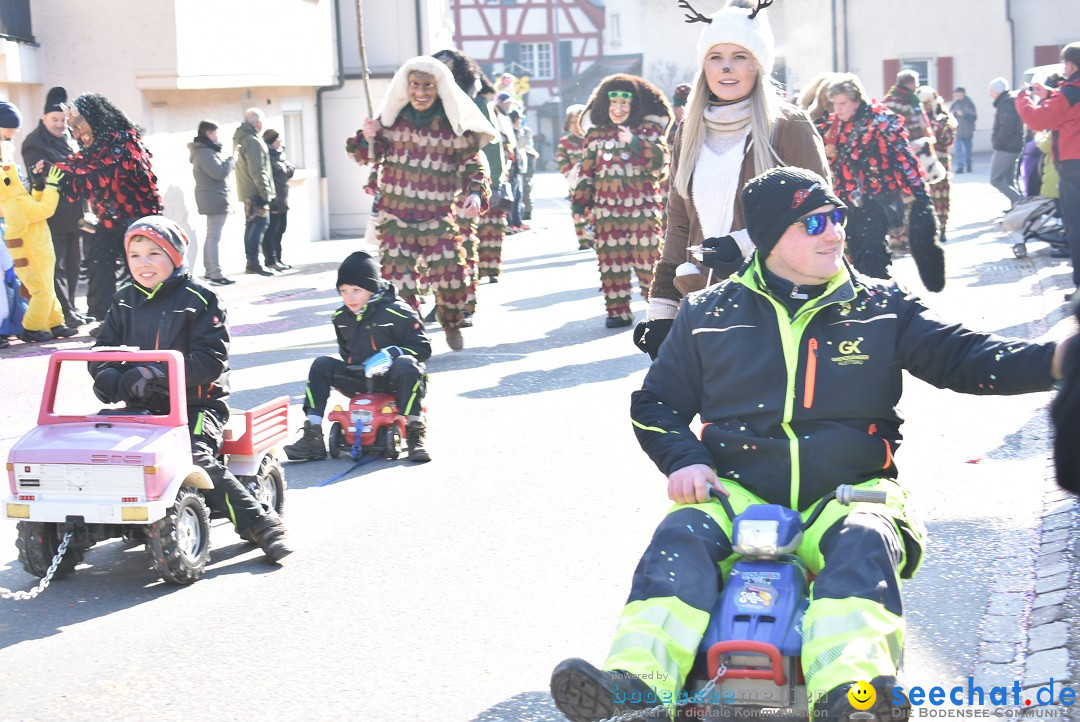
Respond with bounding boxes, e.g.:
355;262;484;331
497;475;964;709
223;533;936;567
89;216;293;563
284;251;433;463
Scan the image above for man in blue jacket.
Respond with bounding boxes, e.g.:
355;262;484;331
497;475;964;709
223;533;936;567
550;167;1071;722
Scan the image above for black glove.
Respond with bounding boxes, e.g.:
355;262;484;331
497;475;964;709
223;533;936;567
908;193;946;293
92;367;124;404
118;364;170;407
633;318;675;360
699;235;743;269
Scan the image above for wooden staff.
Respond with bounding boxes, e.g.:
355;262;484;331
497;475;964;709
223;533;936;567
356;0;374;117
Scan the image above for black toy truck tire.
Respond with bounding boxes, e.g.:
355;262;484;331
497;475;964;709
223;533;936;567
146;487;211;585
328;422;345;459
16;521;83;579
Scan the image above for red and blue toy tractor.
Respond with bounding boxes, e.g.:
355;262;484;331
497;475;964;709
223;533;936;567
325;389;407;461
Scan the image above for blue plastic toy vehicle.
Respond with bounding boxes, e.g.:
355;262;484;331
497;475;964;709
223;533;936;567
678;484;889;718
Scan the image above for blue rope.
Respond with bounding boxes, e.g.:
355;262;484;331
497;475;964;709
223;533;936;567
316;418;371;487
315;455;376;486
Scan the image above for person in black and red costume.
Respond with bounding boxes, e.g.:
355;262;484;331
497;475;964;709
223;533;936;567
1016;42;1080;300
55;93;162;336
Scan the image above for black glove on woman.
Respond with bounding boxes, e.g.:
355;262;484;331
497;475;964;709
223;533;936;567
633;318;675;360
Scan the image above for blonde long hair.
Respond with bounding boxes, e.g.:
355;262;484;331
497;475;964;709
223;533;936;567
672;61;784;199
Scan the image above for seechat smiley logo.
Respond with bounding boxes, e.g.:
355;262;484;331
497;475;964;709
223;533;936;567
847;680;876;710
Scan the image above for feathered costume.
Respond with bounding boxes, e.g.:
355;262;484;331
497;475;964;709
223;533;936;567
573;74;671;323
818;100;944;291
347;56;495;329
55;94;163;320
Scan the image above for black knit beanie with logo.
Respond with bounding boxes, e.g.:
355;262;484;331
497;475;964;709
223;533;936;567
741;167;846;259
337;251;382;292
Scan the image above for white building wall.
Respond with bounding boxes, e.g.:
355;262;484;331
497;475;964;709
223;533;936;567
606;0;1080;155
4;0;334;263
324;0;455;237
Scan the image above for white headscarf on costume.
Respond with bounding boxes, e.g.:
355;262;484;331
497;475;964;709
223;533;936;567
377;56;497;147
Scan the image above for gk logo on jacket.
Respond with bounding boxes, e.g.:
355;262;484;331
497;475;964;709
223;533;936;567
832;337;870;365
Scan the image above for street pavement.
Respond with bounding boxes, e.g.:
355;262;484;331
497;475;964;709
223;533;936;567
0;157;1077;721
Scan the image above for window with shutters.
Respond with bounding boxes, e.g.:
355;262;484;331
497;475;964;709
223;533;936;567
520;42;553;80
1034;45;1061;66
899;59;931;88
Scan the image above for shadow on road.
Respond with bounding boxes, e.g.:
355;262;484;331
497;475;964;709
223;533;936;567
0;527;279;650
427;317;640;376
984;408;1052;462
471;690;565;722
505;285;598;312
461;352;649;398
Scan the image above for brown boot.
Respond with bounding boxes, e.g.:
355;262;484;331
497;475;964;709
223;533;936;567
406;419;431;463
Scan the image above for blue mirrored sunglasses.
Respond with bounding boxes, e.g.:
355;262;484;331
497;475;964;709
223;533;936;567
793;208;847;235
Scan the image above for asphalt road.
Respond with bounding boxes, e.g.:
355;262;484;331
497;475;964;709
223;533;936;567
0;167;1073;721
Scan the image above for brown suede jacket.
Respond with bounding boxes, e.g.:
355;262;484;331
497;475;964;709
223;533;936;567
650;103;829;303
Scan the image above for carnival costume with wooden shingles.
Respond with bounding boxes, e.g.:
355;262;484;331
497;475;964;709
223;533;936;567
347;56;495;330
573;74;671;324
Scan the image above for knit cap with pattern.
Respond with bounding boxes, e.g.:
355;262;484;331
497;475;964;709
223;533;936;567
741;167;845;258
125;216;190;268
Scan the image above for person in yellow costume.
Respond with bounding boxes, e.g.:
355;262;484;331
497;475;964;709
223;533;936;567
0;161;77;342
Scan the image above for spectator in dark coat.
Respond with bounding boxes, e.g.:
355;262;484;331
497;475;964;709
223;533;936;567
188;120;236;285
989;77;1024;207
20;86;89;327
233;108;276;276
949;87;977;173
262;128;295;271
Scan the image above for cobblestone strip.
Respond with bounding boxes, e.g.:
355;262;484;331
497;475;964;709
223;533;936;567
971;240;1078;719
1022;242;1076;719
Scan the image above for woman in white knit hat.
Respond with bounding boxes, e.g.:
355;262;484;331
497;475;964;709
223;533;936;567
634;0;829;359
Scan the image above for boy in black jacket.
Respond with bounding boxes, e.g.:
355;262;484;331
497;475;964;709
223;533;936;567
89;216;292;563
284;251;433;462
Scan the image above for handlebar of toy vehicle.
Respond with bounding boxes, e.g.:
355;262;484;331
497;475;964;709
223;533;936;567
708;484;888;527
835;485;889;505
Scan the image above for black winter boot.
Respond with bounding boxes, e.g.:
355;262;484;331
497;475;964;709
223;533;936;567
816;676;910;722
406;419;431;463
283;421;327;461
550;658;666;722
244;513;294;563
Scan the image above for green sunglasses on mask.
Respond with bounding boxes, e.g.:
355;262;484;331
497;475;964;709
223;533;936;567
607;90;633;100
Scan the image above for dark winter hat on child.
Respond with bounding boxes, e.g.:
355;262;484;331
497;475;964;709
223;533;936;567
0;101;22;129
125;216;190;269
44;87;67;114
337;251;382;293
741;167;845;259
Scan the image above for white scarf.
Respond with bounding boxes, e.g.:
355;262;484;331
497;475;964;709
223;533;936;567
693;99;752;239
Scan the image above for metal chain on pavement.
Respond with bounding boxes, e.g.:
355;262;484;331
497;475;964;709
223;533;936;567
0;531;72;601
598;662;728;722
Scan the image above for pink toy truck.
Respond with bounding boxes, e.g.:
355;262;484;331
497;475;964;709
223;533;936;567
4;349;288;585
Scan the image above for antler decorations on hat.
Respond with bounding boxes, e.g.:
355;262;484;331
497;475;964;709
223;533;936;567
677;0;773;23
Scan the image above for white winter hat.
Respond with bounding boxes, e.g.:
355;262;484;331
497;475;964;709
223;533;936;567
695;0;775;77
989;77;1009;94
